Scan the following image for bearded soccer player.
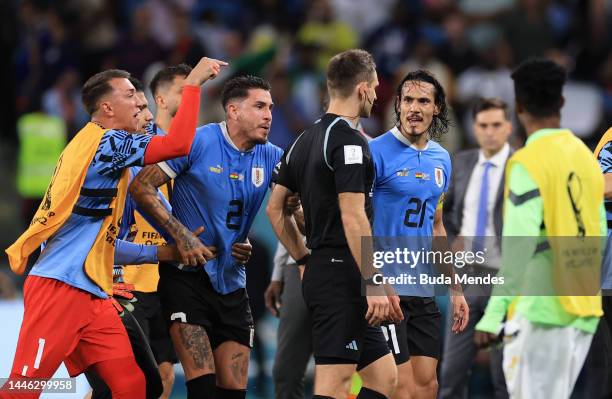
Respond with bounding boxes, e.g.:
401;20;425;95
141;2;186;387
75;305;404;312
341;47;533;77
130;75;280;399
369;70;469;399
1;57;227;399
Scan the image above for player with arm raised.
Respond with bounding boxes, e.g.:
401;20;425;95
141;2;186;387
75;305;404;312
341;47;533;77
2;57;226;399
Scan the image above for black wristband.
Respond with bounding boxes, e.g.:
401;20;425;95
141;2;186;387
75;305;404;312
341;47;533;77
296;253;310;265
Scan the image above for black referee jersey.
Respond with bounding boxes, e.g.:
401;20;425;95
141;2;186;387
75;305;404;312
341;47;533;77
273;113;374;249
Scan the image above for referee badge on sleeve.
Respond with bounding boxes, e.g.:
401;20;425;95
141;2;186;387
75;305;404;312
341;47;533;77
434;167;444;188
252;167;265;187
344;145;363;165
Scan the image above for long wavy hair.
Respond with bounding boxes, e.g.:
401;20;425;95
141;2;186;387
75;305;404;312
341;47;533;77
393;69;450;141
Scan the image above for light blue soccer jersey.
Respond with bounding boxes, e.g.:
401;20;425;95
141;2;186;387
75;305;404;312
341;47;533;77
596;142;612;289
370;126;452;296
159;122;282;294
30;129;152;298
119;123;170;242
113;122;171;274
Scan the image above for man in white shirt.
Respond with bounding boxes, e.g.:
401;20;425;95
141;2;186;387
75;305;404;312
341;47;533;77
439;98;513;399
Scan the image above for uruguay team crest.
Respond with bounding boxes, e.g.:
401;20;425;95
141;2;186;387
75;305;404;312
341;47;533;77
434;167;444;188
252;167;265;187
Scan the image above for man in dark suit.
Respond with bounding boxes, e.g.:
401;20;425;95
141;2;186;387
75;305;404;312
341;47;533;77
439;98;512;399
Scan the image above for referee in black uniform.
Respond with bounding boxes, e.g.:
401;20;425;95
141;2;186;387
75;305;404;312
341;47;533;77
267;49;402;399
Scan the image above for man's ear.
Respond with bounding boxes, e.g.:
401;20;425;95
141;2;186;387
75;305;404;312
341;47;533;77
355;82;366;100
155;95;165;110
227;102;239;120
100;101;113;117
559;95;565;110
433;103;440;116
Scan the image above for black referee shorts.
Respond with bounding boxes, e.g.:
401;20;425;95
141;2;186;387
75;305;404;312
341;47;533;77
381;296;442;365
157;262;254;350
130;291;178;365
302;247;390;370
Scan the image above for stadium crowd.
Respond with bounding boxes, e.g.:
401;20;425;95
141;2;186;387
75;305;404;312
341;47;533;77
1;0;611;146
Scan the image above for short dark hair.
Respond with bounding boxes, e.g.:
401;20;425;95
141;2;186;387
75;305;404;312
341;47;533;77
472;97;509;120
394;69;450;141
149;64;193;97
326;49;376;98
511;58;567;118
82;69;130;116
221;75;271;109
128;77;144;92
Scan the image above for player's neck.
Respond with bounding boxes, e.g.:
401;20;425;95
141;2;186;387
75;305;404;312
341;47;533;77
155;112;172;133
91;116;117;131
327;98;360;127
523;115;561;138
226;120;255;152
399;124;429;149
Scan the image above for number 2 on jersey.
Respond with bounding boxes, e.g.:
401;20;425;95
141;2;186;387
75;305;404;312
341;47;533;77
226;200;243;230
404;197;428;228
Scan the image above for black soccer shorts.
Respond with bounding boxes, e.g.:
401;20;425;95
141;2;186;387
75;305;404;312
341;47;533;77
157;262;254;349
131;291;178;365
381;296;442;365
302;247;390;370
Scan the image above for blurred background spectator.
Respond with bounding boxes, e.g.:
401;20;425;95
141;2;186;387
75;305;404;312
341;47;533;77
1;0;611;398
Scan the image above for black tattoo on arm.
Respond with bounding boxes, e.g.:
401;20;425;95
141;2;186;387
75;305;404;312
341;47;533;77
229;352;248;384
133;164;171;188
129;165;199;251
177;323;214;370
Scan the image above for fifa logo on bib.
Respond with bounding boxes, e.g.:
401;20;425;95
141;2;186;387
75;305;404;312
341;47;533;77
434;167;444;188
252;167;265;187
